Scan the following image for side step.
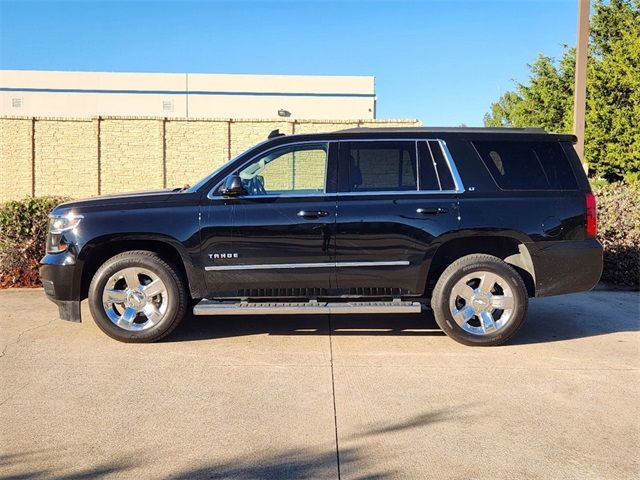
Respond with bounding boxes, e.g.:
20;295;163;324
193;299;423;316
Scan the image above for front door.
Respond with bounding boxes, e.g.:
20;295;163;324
335;139;461;296
201;141;337;297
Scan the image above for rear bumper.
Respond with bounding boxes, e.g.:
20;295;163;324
528;238;603;297
40;252;82;322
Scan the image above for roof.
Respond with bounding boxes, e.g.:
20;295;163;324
273;127;577;143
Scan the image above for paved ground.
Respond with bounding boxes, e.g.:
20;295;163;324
0;289;638;480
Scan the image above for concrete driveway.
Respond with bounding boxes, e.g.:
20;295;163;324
1;289;638;479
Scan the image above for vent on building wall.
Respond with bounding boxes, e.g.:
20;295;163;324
12;98;22;108
162;100;174;112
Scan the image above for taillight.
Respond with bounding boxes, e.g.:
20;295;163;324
585;192;597;238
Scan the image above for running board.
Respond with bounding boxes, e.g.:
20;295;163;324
193;299;423;316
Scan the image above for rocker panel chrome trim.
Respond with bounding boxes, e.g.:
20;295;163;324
204;260;409;271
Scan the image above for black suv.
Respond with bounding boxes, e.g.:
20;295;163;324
40;128;602;346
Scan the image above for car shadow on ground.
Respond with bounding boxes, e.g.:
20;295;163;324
168;310;445;342
0;407;470;480
166;292;639;345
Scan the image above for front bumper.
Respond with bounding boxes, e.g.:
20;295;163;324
528;238;603;297
40;252;82;322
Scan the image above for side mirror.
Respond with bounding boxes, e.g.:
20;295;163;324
220;174;245;196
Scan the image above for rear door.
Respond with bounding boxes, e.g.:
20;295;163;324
334;139;461;296
201;141;337;297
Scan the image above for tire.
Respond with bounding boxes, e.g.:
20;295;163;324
431;254;528;346
88;250;188;343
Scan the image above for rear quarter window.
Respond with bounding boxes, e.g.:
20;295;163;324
473;140;578;190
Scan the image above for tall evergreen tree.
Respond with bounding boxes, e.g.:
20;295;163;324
484;0;639;180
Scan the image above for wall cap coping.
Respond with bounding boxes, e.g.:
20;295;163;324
0;115;420;124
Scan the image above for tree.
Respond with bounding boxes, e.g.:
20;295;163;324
484;0;640;181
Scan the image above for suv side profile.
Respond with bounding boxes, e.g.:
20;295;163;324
40;128;602;346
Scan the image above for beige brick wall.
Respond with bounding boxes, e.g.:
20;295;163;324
0;116;421;201
34;119;98;198
100;118;164;195
0;118;33;200
230;120;294;158
165;120;229;188
293;121;359;134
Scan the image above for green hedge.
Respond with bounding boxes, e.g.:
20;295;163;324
0;197;69;288
1;187;638;289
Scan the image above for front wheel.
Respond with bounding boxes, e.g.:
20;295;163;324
88;250;188;343
431;254;528;346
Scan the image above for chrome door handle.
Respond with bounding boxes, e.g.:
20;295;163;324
297;210;329;218
416;207;448;215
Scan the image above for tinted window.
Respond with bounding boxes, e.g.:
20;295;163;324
238;143;327;196
417;142;440;190
474;140;578;190
427;141;456;190
534;142;579;189
347;141;417;192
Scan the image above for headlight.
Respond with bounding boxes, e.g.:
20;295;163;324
47;213;83;253
49;213;83;234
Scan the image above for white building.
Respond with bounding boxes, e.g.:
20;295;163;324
0;70;376;119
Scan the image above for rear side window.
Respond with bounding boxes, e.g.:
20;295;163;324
534;142;580;190
346;141;417;192
473;140;578;190
417;142;440;190
418;141;456;191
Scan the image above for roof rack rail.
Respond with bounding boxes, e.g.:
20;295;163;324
335;127;550;134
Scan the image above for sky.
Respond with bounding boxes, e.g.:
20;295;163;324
0;0;580;126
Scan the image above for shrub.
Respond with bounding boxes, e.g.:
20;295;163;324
0;196;69;288
593;181;640;288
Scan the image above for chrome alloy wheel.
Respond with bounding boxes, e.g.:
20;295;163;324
102;267;168;331
449;270;515;336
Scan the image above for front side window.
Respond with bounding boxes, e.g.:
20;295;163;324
346;141;417;192
237;143;327;196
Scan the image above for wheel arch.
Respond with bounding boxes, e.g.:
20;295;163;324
426;234;536;297
77;235;204;300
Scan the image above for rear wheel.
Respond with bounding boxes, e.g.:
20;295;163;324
88;250;188;343
431;254;528;346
